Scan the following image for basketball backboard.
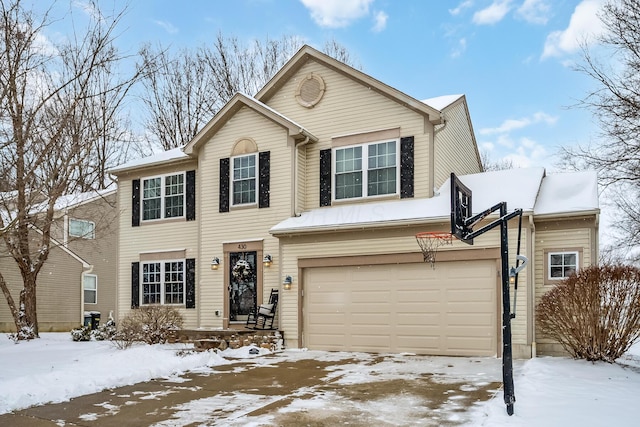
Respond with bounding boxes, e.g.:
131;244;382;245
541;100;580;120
450;172;473;244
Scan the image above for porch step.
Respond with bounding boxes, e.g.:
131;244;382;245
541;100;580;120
170;329;284;352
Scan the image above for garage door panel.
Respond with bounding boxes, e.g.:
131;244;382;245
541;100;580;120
447;313;494;326
304;260;497;356
397;289;441;302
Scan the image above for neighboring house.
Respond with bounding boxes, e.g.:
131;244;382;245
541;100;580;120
110;45;599;358
0;189;118;332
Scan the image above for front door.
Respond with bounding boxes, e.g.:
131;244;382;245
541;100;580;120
229;251;257;323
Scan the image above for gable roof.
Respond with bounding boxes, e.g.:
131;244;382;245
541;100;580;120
183;92;317;155
256;45;444;125
270;168;599;235
422;94;464;110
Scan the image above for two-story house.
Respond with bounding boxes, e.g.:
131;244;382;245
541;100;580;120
110;45;599;358
0;188;118;332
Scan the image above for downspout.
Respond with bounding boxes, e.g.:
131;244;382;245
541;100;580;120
529;214;537;358
293;136;311;216
431;113;447;197
80;264;94;326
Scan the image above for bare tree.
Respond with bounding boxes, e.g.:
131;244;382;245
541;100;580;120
139;35;357;149
562;0;640;253
480;150;514;171
0;0;137;339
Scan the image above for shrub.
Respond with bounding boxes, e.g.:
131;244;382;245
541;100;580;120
71;325;92;342
113;305;184;347
537;264;640;362
92;318;117;341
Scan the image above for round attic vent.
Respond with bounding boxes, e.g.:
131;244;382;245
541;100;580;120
295;73;325;108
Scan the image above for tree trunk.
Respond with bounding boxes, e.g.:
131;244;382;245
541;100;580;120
19;273;38;338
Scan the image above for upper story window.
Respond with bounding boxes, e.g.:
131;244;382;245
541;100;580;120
232;154;257;206
548;251;578;280
69;218;95;239
141;260;184;305
334;140;398;201
142;173;184;221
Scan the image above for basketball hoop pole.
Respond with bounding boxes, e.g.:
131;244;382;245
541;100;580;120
462;203;523;416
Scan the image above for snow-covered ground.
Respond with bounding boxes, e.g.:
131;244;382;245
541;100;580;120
1;333;640;426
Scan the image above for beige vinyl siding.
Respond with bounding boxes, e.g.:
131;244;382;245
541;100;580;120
533;220;594;355
434;100;482;188
65;193;118;321
197;107;293;328
265;60;434;203
296;145;307;213
116;161;199;327
0;238;83;332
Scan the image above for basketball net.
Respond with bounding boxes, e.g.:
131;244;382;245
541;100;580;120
415;232;453;269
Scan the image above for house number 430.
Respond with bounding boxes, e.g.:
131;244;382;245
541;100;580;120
237;244;247;250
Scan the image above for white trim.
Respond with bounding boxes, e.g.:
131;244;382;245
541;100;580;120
547;251;579;280
83;274;98;304
332;138;400;202
141;172;186;223
140;259;186;306
69;218;96;239
230;153;258;208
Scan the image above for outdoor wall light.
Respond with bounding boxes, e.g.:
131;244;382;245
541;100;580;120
211;257;220;271
509;267;516;285
283;275;292;290
263;254;273;267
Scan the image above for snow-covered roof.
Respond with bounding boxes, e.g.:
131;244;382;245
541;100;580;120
109;146;192;174
270;168;599;235
421;94;464;111
29;187;117;214
534;170;599;215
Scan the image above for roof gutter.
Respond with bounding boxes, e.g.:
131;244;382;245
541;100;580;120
270;216;451;237
532;209;600;220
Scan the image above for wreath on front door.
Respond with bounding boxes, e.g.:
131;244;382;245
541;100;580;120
232;259;253;281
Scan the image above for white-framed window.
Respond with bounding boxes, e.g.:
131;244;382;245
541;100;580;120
548;251;579;280
142;173;185;221
83;274;97;304
232;153;257;206
141;260;184;305
69;218;95;239
334;139;398;200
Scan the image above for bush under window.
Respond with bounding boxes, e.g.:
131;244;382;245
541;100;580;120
537;264;640;362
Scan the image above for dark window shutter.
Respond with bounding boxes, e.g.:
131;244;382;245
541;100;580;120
319;149;332;207
132;179;140;227
259;151;270;208
131;262;140;308
219;158;230;213
185;258;196;309
400;136;414;199
186;170;196;221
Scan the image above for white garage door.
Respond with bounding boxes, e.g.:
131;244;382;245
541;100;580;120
303;260;497;356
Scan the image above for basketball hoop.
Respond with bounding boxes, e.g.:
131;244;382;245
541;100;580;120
415;232;453;268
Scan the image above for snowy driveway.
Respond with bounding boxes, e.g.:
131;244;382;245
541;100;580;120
2;350;503;426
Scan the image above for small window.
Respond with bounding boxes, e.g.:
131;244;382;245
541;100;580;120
548;252;578;280
141;260;184;305
69;219;95;239
84;274;97;304
142;173;185;221
334;140;398;201
232;154;257;206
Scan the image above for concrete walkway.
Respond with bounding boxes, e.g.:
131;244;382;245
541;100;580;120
0;353;501;426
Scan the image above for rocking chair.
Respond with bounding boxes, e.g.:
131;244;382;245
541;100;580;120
246;289;278;330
